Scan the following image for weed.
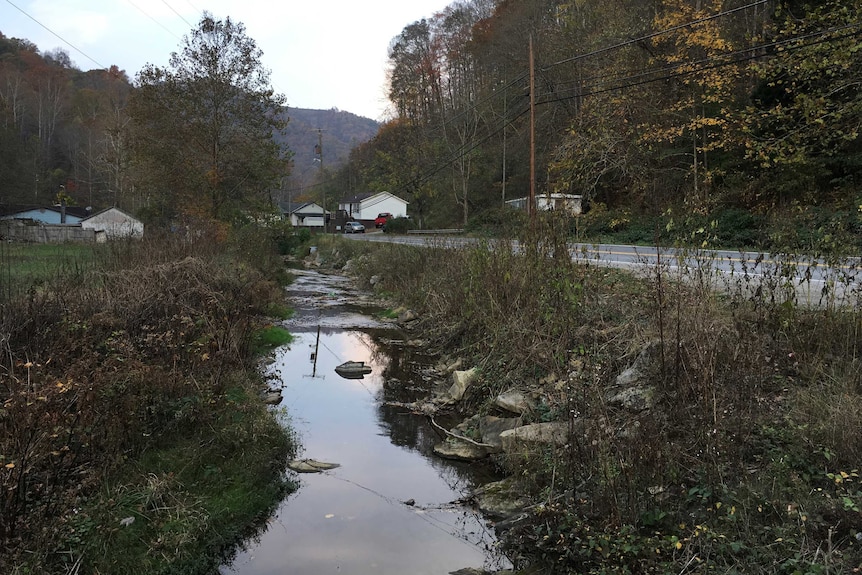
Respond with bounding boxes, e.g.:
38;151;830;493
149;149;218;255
352;215;862;573
0;227;297;574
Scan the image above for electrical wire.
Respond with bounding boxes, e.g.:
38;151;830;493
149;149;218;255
536;21;862;106
4;0;107;70
397;0;769;148
160;0;194;28
542;0;769;70
125;0;183;41
391;20;862;198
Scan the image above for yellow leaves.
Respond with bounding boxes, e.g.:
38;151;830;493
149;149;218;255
4;462;14;469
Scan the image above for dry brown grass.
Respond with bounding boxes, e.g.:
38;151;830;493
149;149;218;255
0;229;288;571
346;216;862;572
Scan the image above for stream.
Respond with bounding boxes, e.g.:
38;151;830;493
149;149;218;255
219;269;510;575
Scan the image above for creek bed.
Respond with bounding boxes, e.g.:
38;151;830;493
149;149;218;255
220;269;509;574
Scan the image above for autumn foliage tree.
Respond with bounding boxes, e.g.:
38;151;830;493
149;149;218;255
739;0;862;205
338;0;860;243
129;13;289;225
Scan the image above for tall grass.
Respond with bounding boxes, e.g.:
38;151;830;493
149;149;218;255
0;242;97;302
0;225;296;574
349;213;862;573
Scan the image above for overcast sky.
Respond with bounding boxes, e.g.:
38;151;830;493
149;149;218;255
1;0;448;120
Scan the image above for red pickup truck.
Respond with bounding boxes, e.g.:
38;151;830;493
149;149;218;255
374;213;392;228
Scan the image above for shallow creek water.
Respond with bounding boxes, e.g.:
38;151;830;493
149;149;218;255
219;269;509;575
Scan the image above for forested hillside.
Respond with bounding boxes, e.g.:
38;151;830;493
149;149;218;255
327;0;861;251
278;108;379;203
0;31;374;220
0;34;133;210
3;0;860;250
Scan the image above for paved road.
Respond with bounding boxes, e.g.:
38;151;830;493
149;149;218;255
345;232;861;305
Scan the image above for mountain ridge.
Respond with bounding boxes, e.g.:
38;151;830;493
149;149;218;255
279;107;380;199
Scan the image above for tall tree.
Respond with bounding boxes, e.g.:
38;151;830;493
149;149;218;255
129;12;289;224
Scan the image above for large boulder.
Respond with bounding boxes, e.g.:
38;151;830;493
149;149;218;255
433;437;489;461
607;385;655;412
448;367;478;401
478;416;521;453
499;422;570;456
287;459;340;473
607;341;661;412
262;391;283;405
473;476;532;521
398;308;419;322
494;389;535;415
615;340;661;387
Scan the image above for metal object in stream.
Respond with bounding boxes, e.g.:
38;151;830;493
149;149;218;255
334;361;373;380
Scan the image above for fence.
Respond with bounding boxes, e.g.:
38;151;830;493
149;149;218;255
0;220;97;243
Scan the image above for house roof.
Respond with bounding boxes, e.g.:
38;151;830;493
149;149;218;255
338;193;374;205
0;204;91;219
337;191;409;206
81;206;141;223
278;201;325;214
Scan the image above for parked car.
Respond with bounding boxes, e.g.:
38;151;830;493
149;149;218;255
343;221;365;233
374;213;392;228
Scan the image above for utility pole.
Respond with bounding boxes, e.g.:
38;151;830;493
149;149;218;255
317;129;326;232
529;34;536;225
501;90;507;206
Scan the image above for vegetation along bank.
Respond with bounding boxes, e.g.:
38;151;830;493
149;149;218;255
320;220;862;574
0;227;297;575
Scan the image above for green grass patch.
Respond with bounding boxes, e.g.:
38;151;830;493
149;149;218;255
379;308;400;319
264;301;294;320
251;325;294;353
77;383;295;575
0;242;97;296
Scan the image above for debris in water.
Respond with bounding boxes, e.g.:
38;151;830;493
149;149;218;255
288;459;341;473
335;361;373;379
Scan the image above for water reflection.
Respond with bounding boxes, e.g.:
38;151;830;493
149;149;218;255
221;275;509;575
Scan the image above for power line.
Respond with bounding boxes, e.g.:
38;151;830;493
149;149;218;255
383;0;771;198
160;0;194;28
4;0;108;69
393;21;862;199
536;21;862;106
406;0;769;148
125;0;183;41
542;0;769;71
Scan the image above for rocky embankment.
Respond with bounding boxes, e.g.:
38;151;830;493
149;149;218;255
330;251;662;575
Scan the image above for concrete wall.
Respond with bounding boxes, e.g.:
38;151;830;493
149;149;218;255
0;220;96;243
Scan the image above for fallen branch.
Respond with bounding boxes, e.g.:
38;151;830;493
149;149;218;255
429;417;495;448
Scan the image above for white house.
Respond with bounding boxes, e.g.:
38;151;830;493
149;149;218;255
337;192;408;221
279;201;327;228
506;194;584;215
81;207;144;240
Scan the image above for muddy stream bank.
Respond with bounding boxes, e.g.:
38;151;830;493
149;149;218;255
219;269;511;575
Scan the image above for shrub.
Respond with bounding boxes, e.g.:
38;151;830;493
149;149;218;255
382;216;416;234
0;228;295;573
